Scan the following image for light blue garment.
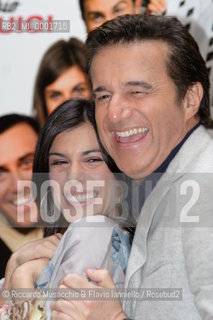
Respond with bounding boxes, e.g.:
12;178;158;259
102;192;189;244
35;215;132;319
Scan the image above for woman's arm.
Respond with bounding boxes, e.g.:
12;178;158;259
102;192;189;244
2;233;62;289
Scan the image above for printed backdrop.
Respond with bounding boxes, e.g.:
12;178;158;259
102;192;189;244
0;0;86;116
0;0;213;116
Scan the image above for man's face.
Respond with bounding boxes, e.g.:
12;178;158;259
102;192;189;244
91;41;199;180
0;123;38;227
83;0;136;32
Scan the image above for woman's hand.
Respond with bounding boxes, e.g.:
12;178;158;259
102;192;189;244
10;258;49;289
51;269;126;320
3;233;62;290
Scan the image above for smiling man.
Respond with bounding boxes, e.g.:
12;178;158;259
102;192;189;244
51;15;213;320
79;0;167;32
0;114;42;278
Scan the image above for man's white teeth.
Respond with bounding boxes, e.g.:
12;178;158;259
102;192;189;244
67;193;94;203
13;197;32;206
116;127;148;137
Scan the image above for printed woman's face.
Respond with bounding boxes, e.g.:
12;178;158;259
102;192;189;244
48;123;119;222
45;66;91;115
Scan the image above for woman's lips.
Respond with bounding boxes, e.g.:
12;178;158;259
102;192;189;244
64;191;100;207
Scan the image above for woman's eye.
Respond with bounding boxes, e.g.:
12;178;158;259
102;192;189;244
114;8;122;14
50;160;67;166
86;158;103;164
49;92;61;99
74;86;85;93
91;13;103;22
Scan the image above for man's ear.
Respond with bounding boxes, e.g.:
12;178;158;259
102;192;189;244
183;82;203;121
134;0;143;13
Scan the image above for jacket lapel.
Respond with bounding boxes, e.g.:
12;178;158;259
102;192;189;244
125;171;174;287
125;126;212;288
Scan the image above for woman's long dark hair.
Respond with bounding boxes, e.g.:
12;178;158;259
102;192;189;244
33;38;90;126
32;99;125;236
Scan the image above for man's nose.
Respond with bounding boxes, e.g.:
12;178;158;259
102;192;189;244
10;172;23;193
10;171;32;194
107;94;133;124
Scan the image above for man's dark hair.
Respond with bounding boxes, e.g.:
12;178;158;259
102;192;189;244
0;113;40;134
86;14;212;127
79;0;135;19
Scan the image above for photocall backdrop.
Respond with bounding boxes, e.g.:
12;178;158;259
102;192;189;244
0;0;212;116
0;0;86;116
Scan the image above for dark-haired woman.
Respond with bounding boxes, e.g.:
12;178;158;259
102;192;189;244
33;38;91;127
2;100;134;319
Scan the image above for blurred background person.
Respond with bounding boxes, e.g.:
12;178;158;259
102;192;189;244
78;0;212;104
32;37;91;127
79;0;167;32
0;114;43;278
164;0;213;106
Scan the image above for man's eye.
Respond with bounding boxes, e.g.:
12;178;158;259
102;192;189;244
129;90;147;97
131;91;142;94
21;159;33;170
96;94;110;102
23;159;33;165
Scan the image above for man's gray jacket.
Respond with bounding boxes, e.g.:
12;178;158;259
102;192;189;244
124;126;213;319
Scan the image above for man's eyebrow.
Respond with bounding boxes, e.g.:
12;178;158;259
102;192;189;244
93;82;152;96
19;153;34;162
93;86;108;95
125;81;153;89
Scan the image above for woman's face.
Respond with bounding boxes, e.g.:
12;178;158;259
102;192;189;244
44;66;91;115
48;123;119;222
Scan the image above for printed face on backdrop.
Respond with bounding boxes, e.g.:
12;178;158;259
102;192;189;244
45;66;91;115
0;123;39;227
83;0;136;32
48;123;120;222
91;41;200;180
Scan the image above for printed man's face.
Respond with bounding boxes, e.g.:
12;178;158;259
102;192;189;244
0;123;38;227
